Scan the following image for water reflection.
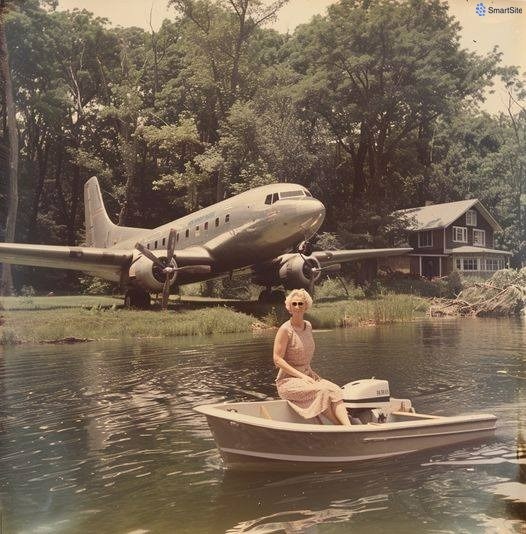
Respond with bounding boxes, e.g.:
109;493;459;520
0;318;524;533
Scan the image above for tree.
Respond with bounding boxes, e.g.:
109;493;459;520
0;0;19;295
289;0;498;227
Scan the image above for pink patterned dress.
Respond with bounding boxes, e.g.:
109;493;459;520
276;320;344;419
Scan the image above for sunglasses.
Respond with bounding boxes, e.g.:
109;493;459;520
291;301;304;307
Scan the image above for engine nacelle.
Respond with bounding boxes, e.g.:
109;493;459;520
129;252;177;292
278;253;322;290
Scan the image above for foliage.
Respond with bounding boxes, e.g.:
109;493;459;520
1;0;524;294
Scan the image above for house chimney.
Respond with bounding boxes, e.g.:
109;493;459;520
425;201;433;206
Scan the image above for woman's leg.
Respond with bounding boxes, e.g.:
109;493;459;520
333;401;352;426
322;404;340;425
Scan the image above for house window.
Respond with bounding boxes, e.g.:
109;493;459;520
418;231;433;248
453;226;467;243
466;209;477;226
473;229;485;247
225;214;230;223
484;258;504;271
456;257;478;271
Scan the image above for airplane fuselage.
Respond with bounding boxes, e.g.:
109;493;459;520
115;183;325;285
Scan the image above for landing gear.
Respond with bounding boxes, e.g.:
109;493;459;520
124;288;151;309
258;288;286;304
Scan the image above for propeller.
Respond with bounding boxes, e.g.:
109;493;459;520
135;228;212;310
298;249;342;297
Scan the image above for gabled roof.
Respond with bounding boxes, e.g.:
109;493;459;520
395;199;502;232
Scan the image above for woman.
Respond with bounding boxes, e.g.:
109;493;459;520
273;289;351;426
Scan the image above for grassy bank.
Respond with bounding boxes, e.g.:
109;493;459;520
0;294;430;345
0;306;260;345
307;294;429;328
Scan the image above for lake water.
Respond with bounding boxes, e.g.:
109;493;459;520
0;318;524;533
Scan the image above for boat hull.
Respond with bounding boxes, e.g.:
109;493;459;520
195;400;497;471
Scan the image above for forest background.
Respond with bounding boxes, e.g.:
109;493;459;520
0;0;525;295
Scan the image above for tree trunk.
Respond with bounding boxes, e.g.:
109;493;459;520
0;11;19;296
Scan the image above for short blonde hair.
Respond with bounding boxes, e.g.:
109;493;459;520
285;289;313;312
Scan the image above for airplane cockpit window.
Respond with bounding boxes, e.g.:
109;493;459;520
279;190;305;199
265;194;272;205
272;192;279;204
304;190;312;197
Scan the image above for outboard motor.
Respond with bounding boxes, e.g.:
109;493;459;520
342;378;392;424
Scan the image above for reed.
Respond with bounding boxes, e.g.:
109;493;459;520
307;295;429;329
0;306;259;345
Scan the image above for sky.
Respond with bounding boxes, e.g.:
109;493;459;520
56;0;526;113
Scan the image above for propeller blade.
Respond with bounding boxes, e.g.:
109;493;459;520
308;273;316;297
175;264;212;275
166;228;177;263
135;242;164;268
161;274;171;310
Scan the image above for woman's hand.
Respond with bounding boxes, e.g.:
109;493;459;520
302;375;316;384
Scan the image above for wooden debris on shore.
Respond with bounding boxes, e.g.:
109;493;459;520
41;337;94;344
429;268;526;318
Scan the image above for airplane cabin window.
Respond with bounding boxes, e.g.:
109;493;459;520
154;240;158;249
272;192;279;203
265;194;272;204
225;214;230;223
185;229;189;238
215;217;219;227
146;243;150;249
162;237;166;246
176;233;179;242
195;225;200;236
204;222;208;230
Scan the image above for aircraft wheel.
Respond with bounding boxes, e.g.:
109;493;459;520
124;288;151;309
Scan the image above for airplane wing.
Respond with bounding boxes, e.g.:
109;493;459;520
0;243;133;271
312;248;413;266
0;243;215;270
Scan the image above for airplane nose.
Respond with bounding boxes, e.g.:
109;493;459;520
297;198;325;219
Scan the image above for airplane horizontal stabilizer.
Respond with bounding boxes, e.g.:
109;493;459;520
313;248;413;265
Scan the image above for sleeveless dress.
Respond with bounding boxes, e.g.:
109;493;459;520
276;320;344;419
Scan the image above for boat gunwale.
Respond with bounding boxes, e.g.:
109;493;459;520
194;400;497;434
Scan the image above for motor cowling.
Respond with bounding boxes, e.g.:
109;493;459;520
129;252;177;292
342;379;390;409
278;253;321;290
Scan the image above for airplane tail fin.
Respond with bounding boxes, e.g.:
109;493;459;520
84;177;143;248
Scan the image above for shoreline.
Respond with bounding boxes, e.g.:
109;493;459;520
0;294;430;346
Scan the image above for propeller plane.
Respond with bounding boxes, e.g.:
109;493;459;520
0;177;411;309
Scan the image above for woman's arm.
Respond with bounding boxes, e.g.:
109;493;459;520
273;328;315;384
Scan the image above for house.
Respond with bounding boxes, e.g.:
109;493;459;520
389;199;512;278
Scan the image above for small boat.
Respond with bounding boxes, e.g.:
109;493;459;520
195;379;497;470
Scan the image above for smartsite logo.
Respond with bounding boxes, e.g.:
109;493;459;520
475;2;523;16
